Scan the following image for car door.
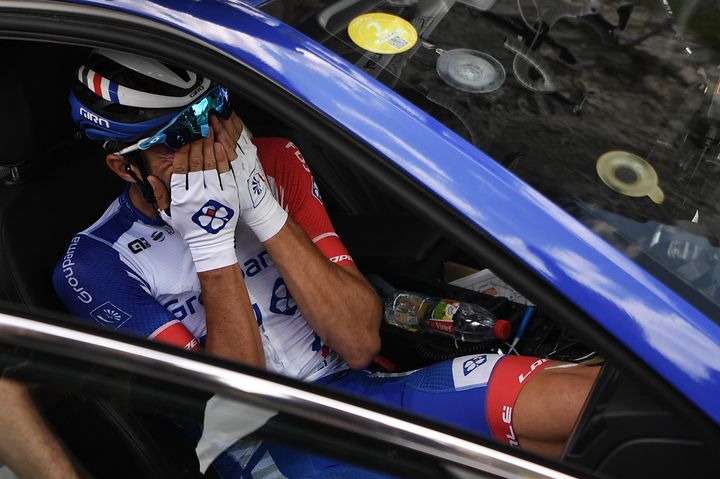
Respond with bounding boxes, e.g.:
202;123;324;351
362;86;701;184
0;303;593;479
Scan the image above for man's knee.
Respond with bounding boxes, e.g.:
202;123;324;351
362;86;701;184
513;363;600;451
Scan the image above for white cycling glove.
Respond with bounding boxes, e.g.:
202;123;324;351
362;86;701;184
230;129;288;242
160;169;240;272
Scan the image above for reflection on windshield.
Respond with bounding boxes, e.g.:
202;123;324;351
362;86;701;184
271;0;720;319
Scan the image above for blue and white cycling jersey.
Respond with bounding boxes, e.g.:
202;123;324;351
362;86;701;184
53;138;349;382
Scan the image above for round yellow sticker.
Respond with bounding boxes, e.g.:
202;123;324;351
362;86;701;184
348;13;418;54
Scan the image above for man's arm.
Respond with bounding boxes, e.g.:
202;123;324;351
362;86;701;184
198;265;264;366
0;379;81;479
213;114;381;369
264;220;381;369
148;129;264;367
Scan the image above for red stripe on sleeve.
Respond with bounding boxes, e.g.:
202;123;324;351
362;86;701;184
486;356;551;447
92;72;104;97
255;137;353;265
314;235;353;266
150;320;200;351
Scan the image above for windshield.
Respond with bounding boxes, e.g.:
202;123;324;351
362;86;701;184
264;0;720;321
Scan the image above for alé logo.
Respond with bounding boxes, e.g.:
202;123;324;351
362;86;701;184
191;200;234;234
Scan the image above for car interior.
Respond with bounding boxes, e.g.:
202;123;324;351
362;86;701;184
0;38;718;479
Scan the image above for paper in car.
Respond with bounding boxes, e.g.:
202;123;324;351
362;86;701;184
449;268;533;306
195;394;277;472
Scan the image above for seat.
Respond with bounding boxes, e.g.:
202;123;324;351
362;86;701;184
0;40;98;310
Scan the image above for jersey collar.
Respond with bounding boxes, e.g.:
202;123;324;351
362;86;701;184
118;188;167;227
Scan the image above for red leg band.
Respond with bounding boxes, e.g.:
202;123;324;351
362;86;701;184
486;356;551;447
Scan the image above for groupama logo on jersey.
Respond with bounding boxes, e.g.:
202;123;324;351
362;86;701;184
191;200;235;234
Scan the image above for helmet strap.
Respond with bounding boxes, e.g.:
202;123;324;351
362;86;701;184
103;142;158;209
124;153;158;207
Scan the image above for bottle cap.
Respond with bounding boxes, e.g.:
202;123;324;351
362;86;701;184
493;319;511;340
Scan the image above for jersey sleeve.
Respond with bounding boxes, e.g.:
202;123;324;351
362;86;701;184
53;234;200;351
254;137;354;266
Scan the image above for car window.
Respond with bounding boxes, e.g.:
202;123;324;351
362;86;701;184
264;0;720;322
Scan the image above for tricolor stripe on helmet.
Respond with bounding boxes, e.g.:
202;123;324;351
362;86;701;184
78;66;120;104
77;65;211;109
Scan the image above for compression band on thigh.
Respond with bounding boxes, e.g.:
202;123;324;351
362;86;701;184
486;356;550;447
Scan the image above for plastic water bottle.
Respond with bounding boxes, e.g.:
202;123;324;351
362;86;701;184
384;291;511;342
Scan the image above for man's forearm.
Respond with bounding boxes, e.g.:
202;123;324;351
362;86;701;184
199;264;266;368
0;379;81;479
263;219;381;369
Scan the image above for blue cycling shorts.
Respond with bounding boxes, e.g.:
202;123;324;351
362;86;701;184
267;354;506;478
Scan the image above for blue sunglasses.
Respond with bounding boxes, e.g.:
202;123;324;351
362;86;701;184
116;86;232;155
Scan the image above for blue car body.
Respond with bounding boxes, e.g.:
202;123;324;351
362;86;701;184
63;0;720;424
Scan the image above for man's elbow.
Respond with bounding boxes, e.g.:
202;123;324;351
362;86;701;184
343;332;381;370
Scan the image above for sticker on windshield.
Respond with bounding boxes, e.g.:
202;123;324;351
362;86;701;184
348;13;417;54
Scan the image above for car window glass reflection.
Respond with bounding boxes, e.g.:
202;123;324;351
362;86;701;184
278;0;720;321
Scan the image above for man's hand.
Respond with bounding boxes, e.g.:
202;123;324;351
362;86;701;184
148;125;265;366
211;114;288;242
149;128;240;272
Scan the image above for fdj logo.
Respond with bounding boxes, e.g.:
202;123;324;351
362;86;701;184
191;200;234;234
128;237;151;254
247;169;268;208
462;355;487;376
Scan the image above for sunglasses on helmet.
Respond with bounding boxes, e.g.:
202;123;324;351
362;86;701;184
115;86;232;155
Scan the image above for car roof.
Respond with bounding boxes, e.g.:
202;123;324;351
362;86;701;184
54;0;720;424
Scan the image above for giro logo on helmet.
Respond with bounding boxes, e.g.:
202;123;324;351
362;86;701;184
79;108;110;128
191;200;235;234
188;83;206;98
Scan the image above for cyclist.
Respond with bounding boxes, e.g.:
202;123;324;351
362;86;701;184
54;50;598;476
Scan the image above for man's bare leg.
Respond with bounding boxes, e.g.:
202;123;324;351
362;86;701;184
512;363;601;457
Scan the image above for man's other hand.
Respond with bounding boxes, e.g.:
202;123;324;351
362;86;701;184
210;113;288;242
148;128;240;272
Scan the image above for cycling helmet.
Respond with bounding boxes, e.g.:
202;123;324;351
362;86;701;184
69;49;212;144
